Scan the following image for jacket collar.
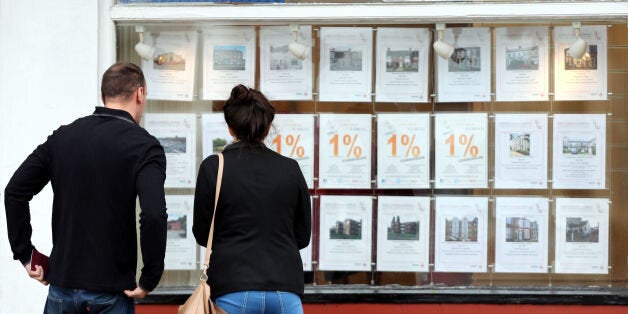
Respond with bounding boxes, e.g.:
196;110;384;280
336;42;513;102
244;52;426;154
93;106;137;125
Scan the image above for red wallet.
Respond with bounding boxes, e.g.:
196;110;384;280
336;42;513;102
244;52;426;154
30;248;49;274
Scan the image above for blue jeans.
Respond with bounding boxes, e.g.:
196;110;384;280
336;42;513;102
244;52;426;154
215;291;303;314
44;285;134;314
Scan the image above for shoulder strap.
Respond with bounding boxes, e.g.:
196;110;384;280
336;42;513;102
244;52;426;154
202;153;224;274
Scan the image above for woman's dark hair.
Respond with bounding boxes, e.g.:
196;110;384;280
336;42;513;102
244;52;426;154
223;84;275;144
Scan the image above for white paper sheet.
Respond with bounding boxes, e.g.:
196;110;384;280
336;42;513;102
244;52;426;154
375;28;430;103
201;113;232;159
494;114;548;189
319;27;373;102
145;113;197;188
376;113;430;189
259;26;313;100
300;197;314;271
435;27;491;103
495;27;550;101
552;114;606;189
494;197;549;273
318;114;372;189
434;113;488;189
376;196;430;272
202;27;256;100
164;195;196;270
318;195;372;271
553;25;608;101
265;114;315;188
555;198;609;274
142;31;198;102
434;196;488;272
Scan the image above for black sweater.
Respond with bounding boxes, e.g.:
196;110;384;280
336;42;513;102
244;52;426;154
193;142;311;298
4;107;167;292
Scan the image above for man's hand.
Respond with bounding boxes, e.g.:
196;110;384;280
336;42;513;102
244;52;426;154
124;286;149;299
24;263;48;286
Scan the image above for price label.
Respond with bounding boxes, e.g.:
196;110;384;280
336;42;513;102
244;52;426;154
434;113;487;188
377;113;430;189
319;114;372;189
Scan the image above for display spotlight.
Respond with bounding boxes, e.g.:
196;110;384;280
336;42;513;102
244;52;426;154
134;26;156;61
288;24;308;60
568;21;587;59
433;23;455;60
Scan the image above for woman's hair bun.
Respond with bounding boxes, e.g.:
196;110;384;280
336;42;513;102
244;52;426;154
229;84;251;105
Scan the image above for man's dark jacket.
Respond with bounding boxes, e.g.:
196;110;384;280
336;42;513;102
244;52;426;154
5;106;167;292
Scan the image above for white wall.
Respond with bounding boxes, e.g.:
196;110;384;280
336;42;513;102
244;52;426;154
0;1;99;312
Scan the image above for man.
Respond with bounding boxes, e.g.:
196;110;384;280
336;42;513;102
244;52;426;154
4;62;167;313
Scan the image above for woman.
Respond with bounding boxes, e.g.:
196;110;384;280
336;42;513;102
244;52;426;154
193;84;311;314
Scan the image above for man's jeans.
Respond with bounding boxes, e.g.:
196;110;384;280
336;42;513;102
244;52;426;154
216;290;303;314
44;285;134;314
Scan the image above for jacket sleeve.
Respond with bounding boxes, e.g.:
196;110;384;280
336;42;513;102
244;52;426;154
136;142;168;291
192;155;219;248
4;141;52;265
292;161;311;250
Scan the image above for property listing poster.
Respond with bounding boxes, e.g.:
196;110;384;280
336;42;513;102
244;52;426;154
145;113;197;188
264;114;315;188
376;196;430;272
555;198;609;274
552;114;606;189
201;113;231;159
553;25;607;101
375;28;430;103
434;196;488;272
319;114;372;189
434;113;488;189
259;26;313;100
164;195;196;270
319;27;373;102
377;113;430;189
494;197;549;273
494;114;548;189
202;27;256;100
495;27;550;101
318;195;372;271
300;197;314;271
142;31;198;102
435;27;491;103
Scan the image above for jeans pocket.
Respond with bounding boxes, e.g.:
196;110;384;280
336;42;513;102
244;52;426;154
86;295;122;314
43;295;63;314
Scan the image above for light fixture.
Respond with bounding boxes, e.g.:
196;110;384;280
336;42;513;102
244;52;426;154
433;23;455;60
568;21;587;59
288;24;308;60
134;26;156;61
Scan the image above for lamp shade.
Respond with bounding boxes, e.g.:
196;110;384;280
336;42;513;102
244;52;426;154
568;37;587;59
135;42;156;61
433;40;455;60
289;42;308;60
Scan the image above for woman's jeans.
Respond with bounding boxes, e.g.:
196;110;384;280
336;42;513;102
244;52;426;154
44;284;134;314
216;291;303;314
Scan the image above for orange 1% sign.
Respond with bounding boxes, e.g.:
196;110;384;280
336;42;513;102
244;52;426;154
329;134;363;158
445;133;479;157
387;134;420;158
271;134;305;158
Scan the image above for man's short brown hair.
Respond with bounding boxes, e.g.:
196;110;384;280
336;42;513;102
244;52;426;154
101;62;145;102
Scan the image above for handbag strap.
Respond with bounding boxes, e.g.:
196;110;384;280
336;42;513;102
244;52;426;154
201;152;223;278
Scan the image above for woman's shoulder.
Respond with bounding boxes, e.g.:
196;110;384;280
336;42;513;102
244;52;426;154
264;146;299;165
199;154;220;170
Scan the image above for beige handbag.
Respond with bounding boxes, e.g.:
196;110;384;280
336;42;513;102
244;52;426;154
179;153;227;314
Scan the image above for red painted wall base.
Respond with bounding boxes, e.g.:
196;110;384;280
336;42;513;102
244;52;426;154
137;304;628;314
